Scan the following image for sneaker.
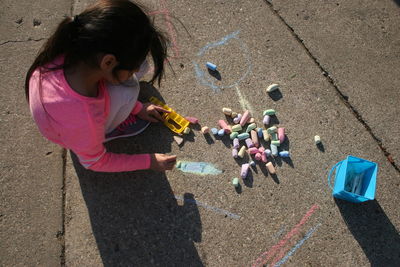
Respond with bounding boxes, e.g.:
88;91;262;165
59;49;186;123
105;113;151;142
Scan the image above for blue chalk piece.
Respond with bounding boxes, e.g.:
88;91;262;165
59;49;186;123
249;161;256;167
217;129;225;136
279;151;290;157
257;128;264;138
206;62;217;71
237;132;250;140
211;128;218;135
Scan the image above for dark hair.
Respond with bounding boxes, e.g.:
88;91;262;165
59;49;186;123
25;0;168;100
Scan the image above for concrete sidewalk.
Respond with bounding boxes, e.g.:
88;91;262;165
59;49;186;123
1;0;399;266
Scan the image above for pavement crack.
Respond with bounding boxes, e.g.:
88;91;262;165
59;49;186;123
263;0;400;173
60;148;67;266
0;38;45;46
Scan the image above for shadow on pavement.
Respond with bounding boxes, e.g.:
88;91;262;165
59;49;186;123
70;82;204;266
335;199;400;266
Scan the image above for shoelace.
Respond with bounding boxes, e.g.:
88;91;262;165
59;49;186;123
116;113;137;131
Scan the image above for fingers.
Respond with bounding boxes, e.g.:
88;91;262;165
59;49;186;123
153;105;171;113
150;110;164;122
166;155;177;162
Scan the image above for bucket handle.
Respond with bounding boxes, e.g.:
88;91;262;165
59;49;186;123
328;161;343;190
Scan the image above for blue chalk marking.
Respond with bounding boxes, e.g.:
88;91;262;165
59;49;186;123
193;30;252;92
274;223;322;267
175;195;240;219
197;31;241;56
176;161;223;175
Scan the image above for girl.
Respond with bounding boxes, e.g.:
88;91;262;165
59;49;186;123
25;0;177;172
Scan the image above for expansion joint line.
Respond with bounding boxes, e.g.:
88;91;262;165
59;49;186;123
263;0;399;173
59;149;67;266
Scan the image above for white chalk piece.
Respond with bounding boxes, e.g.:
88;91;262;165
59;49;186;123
266;162;276;174
201;126;210;134
183;127;191;134
217;129;225;136
173;136;184;145
206;62;217;71
314;135;321;144
222;107;232;116
267;83;279;93
211;128;218;135
249;161;256;167
176;161;182;168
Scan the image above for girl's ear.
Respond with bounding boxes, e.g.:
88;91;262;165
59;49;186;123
99;54;118;71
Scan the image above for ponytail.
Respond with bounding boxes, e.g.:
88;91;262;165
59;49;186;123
25;0;170;101
25;17;76;101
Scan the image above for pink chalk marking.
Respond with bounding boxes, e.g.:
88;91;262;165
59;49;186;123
159;0;180;59
251;204;319;267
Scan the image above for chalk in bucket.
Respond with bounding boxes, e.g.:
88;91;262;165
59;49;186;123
328;155;378;203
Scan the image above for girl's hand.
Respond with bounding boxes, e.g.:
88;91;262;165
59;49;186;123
137;103;170;122
150;153;177;171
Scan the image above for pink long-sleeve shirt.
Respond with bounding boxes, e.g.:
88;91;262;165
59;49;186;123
29;56;151;172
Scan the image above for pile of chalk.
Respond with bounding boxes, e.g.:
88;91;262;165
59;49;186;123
201;108;290;189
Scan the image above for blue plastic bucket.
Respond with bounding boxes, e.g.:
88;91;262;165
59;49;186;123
328;155;378;203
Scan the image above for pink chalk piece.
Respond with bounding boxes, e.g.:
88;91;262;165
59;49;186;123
258;146;265;153
240;110;251;126
218;119;232;134
232;148;238;158
248;147;259;155
255;153;262;161
261;152;268;163
245;138;254;148
250;130;259;148
278;127;285;143
185;116;199;124
241;163;250;179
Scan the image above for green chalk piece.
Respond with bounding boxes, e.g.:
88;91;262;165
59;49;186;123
232;177;239;187
231;124;242;132
246;123;257;133
230;132;239;140
271;132;279;141
267;126;278;134
263;109;276;116
271;140;280;146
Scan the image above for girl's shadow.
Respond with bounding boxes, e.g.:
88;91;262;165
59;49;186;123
70;82;204;266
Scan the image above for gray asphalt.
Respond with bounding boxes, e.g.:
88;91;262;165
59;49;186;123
1;0;399;266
